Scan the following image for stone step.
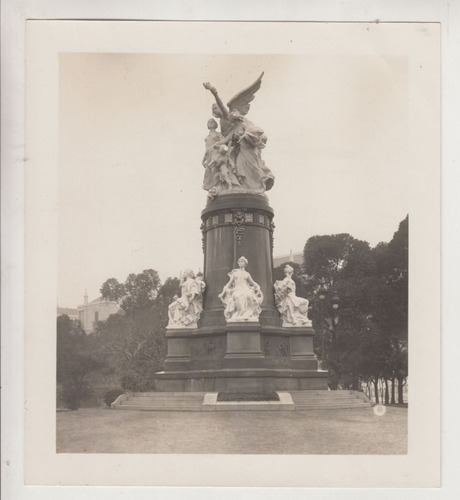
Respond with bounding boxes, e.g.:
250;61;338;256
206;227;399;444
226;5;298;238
290;391;369;398
296;401;370;406
291;395;360;400
125;396;204;402
117;402;371;411
290;391;356;395
292;399;363;405
290;391;371;410
122;399;203;406
295;396;365;401
115;405;204;411
131;392;205;397
291;398;362;403
295;400;369;406
289;392;358;397
295;403;371;410
123;401;204;407
294;402;362;406
112;391;371;411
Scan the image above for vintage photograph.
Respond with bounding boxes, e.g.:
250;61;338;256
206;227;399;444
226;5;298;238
23;20;440;487
56;52;409;455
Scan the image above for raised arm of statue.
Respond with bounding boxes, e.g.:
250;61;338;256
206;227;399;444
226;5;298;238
203;72;264;120
203;82;230;120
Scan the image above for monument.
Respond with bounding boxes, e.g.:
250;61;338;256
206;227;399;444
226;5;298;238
154;73;328;392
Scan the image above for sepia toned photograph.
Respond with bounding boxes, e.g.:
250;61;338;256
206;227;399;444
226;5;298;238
56;52;409;456
21;20;441;488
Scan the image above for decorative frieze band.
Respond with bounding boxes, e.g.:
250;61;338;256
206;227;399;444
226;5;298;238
202;208;272;231
201;208;275;248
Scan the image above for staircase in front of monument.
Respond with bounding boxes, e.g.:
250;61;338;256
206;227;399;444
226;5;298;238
288;390;371;410
112;392;206;411
112;390;372;411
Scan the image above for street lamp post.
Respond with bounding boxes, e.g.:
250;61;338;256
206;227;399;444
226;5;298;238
308;281;340;369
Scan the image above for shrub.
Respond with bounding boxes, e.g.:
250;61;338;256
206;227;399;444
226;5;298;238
104;388;125;407
60;381;94;410
120;372;156;392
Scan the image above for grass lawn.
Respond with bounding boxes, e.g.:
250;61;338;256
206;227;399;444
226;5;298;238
56;405;407;454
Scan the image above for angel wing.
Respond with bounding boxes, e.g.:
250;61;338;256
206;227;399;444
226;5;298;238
227;72;264;116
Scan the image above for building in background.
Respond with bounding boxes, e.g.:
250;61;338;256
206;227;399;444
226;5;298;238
77;291;120;334
56;306;79;321
273;250;302;269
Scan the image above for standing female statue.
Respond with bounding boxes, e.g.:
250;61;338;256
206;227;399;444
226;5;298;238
224;110;274;193
202;118;240;198
202;118;222;170
219;256;263;322
274;265;312;327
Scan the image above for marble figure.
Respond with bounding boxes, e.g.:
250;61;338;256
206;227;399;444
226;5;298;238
274;265;312;327
202;73;274;196
219;256;263;322
167;270;206;329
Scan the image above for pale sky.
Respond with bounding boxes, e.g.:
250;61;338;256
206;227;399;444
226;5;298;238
58;52;408;307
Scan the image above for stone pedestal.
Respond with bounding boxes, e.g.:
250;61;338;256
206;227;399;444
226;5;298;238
154;192;328;392
199;193;279;327
155;323;328;392
224;323;264;362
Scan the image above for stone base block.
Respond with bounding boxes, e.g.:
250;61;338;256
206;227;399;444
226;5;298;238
225;324;263;356
201;392;295;411
157;324;328;390
154;368;329;392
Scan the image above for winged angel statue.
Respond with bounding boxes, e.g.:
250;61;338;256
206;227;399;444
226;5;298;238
202;72;274;199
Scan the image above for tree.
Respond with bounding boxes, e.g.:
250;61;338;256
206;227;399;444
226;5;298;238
93;276;180;391
303;230;406;396
371;216;408;403
100;269;161;316
302;218;408;401
56;315;102;410
92;312;162;391
303;234;375;288
155;277;181;306
303;234;376;387
100;278;124;304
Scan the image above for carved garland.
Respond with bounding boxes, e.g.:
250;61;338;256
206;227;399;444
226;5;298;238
269;220;276;250
200;222;206;252
233;211;245;245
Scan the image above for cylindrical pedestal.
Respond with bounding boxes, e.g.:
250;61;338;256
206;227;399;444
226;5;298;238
154;192;329;392
200;193;280;327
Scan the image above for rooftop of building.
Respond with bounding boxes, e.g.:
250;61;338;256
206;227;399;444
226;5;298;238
273;251;303;268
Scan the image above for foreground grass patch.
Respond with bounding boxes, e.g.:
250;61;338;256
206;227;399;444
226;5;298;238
57;406;407;455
